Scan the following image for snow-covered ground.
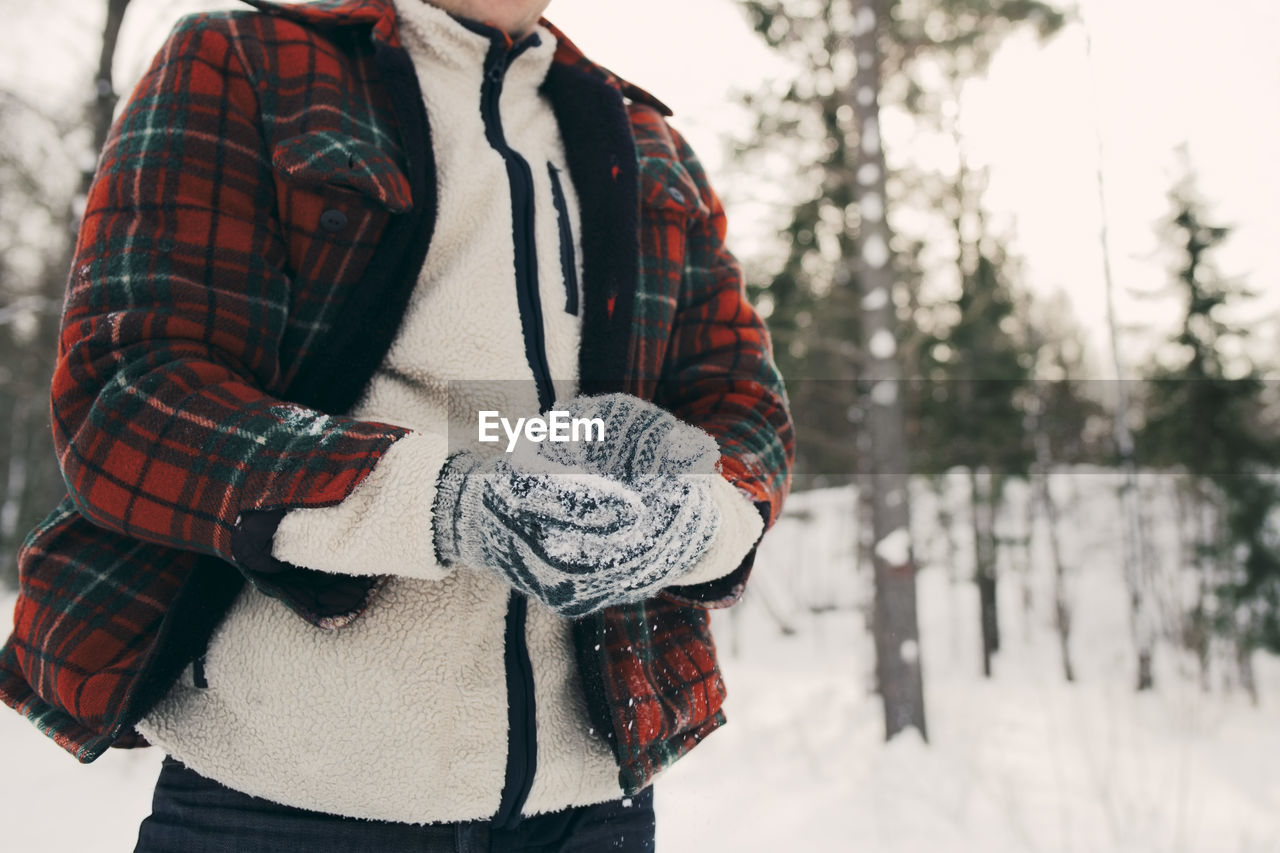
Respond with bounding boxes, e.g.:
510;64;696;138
4;477;1279;851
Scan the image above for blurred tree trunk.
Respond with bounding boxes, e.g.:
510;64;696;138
1029;381;1074;683
0;0;132;588
1081;12;1155;692
849;0;927;742
970;466;999;676
87;0;133;202
1236;639;1257;706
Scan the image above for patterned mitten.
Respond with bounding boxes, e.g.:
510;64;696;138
528;393;720;485
432;451;719;617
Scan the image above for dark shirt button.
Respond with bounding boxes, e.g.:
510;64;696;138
320;209;348;233
668;187;686;205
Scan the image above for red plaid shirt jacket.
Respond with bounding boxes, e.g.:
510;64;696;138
0;0;793;795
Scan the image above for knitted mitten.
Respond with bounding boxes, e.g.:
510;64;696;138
530;393;720;486
432;451;719;617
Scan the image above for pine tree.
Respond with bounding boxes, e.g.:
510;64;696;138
1024;294;1107;682
736;0;1064;481
914;224;1033;676
735;0;1063;736
1138;170;1280;699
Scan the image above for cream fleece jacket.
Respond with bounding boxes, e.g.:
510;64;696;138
136;1;763;824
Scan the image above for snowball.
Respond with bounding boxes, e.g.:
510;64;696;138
857;163;880;186
900;639;919;664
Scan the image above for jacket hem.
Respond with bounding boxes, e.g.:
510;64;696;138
0;644;116;762
616;710;726;796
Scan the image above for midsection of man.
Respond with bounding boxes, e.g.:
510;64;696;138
135;0;757;826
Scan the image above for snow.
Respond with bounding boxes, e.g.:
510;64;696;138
875;526;912;565
868;328;896;359
861;287;889;311
861;234;889;269
3;477;1280;851
851;7;877;38
871;379;898;406
654;482;1280;852
861;116;882;156
860;190;885;223
1;687;162;851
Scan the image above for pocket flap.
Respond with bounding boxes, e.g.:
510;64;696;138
638;157;709;218
272;132;412;214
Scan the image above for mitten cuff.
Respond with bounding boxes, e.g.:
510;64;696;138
430;451;485;567
668;474;764;587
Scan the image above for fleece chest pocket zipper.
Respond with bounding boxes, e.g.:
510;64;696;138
548;162;579;316
191;654;209;689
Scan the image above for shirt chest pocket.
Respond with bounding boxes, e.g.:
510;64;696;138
637;156;709;313
638;156;708;221
270;132;413;274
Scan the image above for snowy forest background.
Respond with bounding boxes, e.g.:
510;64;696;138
3;0;1279;850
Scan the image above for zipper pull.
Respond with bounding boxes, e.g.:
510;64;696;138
486;53;507;83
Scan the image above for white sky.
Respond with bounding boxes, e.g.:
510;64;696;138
4;0;1278;375
957;0;1280;374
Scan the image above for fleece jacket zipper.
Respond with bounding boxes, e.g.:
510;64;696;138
476;29;548;830
479;34;557;413
548;162;580;316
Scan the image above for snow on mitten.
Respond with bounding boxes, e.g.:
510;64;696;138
531;393;720;486
432;450;720;617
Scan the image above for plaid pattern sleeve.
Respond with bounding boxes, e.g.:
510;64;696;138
53;13;409;566
636;115;795;608
0;9;417;760
575;103;794;796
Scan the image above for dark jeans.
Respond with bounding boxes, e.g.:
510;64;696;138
135;756;656;853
